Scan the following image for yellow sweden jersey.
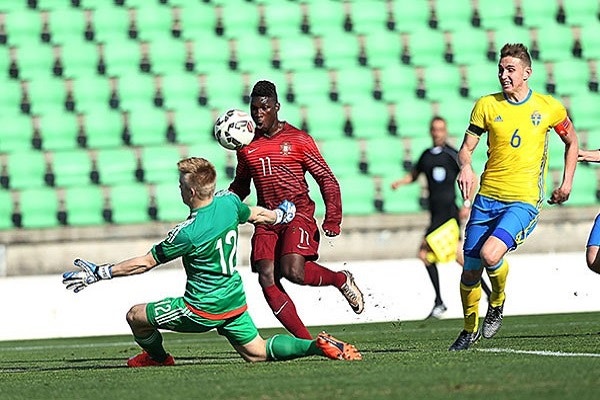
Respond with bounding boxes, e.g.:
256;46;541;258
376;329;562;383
467;90;567;207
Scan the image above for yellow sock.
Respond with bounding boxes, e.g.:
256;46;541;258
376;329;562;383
460;281;482;332
486;259;509;307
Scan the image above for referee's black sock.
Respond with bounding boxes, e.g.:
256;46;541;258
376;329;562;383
425;263;443;305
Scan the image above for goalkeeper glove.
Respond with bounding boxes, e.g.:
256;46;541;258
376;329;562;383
274;200;296;224
62;258;113;293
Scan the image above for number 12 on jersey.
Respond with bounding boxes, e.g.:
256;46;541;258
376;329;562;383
215;230;238;275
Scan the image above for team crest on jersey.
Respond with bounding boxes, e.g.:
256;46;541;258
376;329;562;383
280;141;292;155
531;111;542;126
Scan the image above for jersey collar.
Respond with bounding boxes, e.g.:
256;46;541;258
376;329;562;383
503;88;532;105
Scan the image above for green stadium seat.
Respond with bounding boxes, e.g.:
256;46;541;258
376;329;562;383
519;0;556;28
50;149;92;187
102;40;140;77
362;30;400;68
437;97;474;137
423;64;461;102
465;63;500;98
0;190;12;230
534;24;574;62
93;147;138;185
83;109;123;149
318;138;360;178
580;24;600;59
61;39;98;79
154;181;189;222
546;135;567;171
64;185;104;226
0;112;32;152
18;186;59;228
7;150;46;189
72;75;110;113
4;9;41;46
394;100;434;138
562;0;599;26
303;101;345;140
235;34;272;73
15;43;53;80
380;64;418;103
434;0;474;31
186;142;229;178
48;8;85;45
140;145;183;184
569;93;599;130
565;166;598;206
448;26;488;65
349;1;387;34
170;105;214;145
407;28;445;67
108;182;151;224
364;137;404;177
128;107;167;146
162;73;197;110
550;59;589;96
93;6;128;44
38;113;78;150
392;0;428;32
382;175;422;214
305;174;326;217
477;0;514;30
203;69;245;111
320;31;358;70
279;35;316;72
304;1;344;36
262;2;301;38
136;3;171;42
346;101;390;140
339;175;376;215
220;1;259;38
118;73;154;110
150;38;187;76
28;77;65;116
179;2;216;40
336;66;373;105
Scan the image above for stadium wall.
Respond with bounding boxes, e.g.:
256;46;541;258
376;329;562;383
1;251;598;341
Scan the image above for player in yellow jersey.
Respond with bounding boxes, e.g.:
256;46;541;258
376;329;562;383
449;43;579;350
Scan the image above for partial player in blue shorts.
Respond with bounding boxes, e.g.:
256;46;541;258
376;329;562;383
585;213;600;274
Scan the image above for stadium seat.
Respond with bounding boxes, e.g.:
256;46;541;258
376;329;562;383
348;1;387;34
320;31;358;70
72;75;110;114
380;64;418;103
569;93;599;130
550;59;589;96
364;137;404;177
0;112;32;153
48;7;85;45
423;64;461;102
289;69;331;106
38;113;78;151
118;73;155;110
102;40;140;77
219;1;259;39
171;106;215;145
394;100;435;138
186;143;229;178
305;174;326;217
84;109;123;148
178;2;217;40
562;0;599;26
50;149;92;187
279;35;317;72
4;9;41;46
107;182;151;224
533;24;574;62
161;73;197;110
362;30;400;68
0;190;12;230
235;34;273;73
63;184;104;226
436;97;475;137
565;166;598;206
93;6;129;44
447;26;488;65
464;63;501;98
28;77;65;116
128;107;168;146
406;28;445;67
15;43;53;80
61;39;98;79
580;24;600;59
519;0;556;28
338;175;376;215
381;176;423;214
203;69;246;111
154;181;188;222
433;0;474;31
140;145;183;184
262;2;301;38
318;138;360;178
304;1;344;36
93;147;138;185
302;101;345;141
392;0;429;32
135;3;171;41
150;38;187;76
477;0;515;30
336;66;374;105
345;101;390;140
18;186;60;228
6;150;47;189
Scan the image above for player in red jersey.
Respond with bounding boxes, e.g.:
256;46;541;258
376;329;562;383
228;80;364;339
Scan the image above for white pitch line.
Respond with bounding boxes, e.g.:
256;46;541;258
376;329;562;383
479;348;600;358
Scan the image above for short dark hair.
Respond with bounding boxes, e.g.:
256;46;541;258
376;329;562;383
499;43;532;67
251;80;278;101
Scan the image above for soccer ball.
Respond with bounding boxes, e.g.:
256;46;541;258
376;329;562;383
214;109;255;150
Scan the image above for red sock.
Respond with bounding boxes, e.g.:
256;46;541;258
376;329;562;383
263;285;312;340
303;261;346;288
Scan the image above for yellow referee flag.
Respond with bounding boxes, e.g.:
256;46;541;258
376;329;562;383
425;219;460;263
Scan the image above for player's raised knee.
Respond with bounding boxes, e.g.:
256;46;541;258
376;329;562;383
126;304;146;327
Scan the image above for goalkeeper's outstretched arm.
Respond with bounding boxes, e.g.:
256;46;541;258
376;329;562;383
111;252;159;277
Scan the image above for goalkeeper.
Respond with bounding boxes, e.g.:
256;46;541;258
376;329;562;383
62;157;361;367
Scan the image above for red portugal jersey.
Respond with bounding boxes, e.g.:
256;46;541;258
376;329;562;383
229;122;342;234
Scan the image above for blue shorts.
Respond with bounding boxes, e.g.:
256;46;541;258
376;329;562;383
587;214;600;247
463;194;539;258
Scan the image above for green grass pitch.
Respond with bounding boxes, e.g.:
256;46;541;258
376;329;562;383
1;312;598;400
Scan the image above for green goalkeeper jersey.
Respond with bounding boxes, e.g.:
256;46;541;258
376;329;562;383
150;191;252;319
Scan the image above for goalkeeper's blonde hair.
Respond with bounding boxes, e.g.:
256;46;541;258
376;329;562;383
177;157;216;200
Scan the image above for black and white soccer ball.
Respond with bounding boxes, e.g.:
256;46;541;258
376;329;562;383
214;109;255;150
